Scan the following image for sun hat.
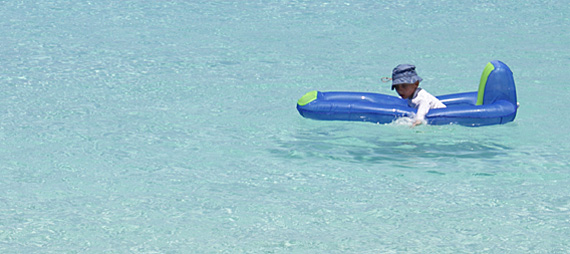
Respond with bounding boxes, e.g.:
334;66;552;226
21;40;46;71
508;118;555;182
391;64;422;90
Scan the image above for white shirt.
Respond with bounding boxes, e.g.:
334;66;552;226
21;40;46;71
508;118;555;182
407;88;447;121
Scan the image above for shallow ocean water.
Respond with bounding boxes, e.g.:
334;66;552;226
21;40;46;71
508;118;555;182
1;0;569;253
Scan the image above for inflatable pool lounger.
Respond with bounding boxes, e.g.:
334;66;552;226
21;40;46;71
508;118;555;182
296;60;518;127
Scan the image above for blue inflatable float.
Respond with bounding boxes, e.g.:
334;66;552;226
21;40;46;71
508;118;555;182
296;60;518;127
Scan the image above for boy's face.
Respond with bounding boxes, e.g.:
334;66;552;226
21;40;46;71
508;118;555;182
394;82;419;99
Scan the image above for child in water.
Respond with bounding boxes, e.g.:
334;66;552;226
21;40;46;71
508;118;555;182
391;64;446;127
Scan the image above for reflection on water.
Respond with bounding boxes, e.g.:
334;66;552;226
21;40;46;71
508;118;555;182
271;124;511;165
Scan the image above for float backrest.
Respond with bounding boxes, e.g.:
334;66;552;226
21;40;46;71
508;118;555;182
476;60;517;106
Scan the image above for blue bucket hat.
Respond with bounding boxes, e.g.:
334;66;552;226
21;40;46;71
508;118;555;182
391;64;422;90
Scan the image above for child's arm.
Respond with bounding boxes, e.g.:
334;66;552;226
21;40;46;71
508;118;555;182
413;102;430;127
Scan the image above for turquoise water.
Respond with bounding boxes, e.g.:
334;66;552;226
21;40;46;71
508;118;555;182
1;1;569;253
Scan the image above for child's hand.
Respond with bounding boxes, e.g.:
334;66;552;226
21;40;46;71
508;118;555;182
411;120;422;127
